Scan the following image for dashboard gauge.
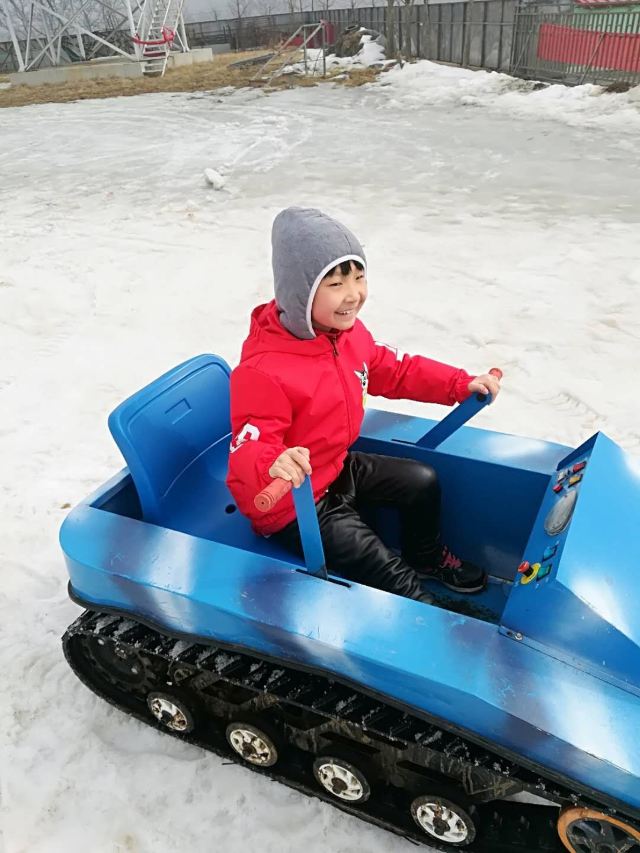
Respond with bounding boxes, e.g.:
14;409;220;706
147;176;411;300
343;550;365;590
545;489;578;536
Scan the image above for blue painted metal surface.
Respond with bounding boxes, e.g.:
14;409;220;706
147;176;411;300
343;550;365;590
502;432;640;695
60;354;640;818
356;409;569;583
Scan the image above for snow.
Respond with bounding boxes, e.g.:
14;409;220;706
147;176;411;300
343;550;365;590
284;34;388;76
204;166;226;190
325;33;388;70
358;34;387;67
1;61;639;852
379;60;640;132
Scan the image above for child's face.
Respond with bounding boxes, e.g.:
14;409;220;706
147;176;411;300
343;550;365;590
311;261;368;334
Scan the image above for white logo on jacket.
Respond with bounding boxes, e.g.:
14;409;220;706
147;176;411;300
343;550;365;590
354;362;369;408
230;422;260;453
376;342;406;361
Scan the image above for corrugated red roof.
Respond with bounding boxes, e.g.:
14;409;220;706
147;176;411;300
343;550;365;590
575;0;638;6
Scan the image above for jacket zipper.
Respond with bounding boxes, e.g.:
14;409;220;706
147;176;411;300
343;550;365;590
330;335;353;440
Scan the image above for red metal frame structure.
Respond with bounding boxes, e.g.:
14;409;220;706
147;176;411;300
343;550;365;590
132;27;175;46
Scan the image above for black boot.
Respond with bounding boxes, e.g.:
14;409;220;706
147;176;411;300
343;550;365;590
417;544;486;594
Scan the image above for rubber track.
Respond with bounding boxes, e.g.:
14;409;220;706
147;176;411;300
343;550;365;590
61;610;635;853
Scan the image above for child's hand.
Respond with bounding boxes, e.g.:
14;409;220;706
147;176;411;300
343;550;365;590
269;447;312;488
468;372;501;400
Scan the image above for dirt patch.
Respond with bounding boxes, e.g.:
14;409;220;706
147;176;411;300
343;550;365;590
603;80;634;94
0;49;380;109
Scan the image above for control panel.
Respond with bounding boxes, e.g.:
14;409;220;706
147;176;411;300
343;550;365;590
515;457;590;588
500;430;640;690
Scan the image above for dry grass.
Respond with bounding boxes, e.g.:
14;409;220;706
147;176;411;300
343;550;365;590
0;49;381;109
339;67;380;87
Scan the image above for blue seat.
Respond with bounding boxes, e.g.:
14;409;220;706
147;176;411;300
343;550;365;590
108;354;297;560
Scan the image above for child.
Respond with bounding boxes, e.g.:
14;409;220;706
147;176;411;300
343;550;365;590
227;207;501;604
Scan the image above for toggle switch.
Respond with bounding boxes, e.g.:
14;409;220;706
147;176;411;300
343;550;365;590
537;563;552;580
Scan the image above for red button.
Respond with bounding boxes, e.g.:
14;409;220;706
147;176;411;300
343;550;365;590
553;483;563;493
573;461;587;473
518;561;531;575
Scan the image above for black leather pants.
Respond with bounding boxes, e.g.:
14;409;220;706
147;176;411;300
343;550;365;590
272;452;440;601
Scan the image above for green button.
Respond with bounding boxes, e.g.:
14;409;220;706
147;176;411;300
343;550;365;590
537;563;552;580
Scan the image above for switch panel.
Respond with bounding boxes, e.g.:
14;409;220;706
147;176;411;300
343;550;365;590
514;456;589;591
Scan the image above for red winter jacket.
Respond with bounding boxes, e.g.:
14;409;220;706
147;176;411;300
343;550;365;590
226;300;473;534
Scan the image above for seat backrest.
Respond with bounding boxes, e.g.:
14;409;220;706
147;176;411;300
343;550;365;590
108;354;231;523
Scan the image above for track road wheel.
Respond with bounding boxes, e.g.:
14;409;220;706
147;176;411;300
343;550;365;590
147;692;196;734
225;720;280;768
410;794;477;847
312;755;371;803
557;806;640;852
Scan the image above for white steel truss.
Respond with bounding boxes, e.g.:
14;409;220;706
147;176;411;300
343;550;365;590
0;0;188;75
136;0;188;76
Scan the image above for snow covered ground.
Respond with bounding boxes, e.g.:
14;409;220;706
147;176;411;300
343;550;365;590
1;63;639;852
286;37;389;74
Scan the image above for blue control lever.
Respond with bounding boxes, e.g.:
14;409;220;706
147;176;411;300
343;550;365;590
255;475;327;579
416;368;503;450
291;476;327;579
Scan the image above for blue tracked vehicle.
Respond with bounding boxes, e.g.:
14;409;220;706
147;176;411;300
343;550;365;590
61;355;640;852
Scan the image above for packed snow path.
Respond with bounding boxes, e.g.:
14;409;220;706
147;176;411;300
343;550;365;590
1;64;639;852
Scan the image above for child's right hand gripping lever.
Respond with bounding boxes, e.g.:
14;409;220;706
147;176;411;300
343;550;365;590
416;367;503;451
254;445;311;512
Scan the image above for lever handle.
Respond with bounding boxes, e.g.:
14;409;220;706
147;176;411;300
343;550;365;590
254;478;293;513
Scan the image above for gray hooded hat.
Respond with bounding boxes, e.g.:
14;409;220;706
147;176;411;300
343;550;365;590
272;207;367;340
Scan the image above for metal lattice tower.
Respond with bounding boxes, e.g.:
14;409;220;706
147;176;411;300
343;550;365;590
0;0;189;75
